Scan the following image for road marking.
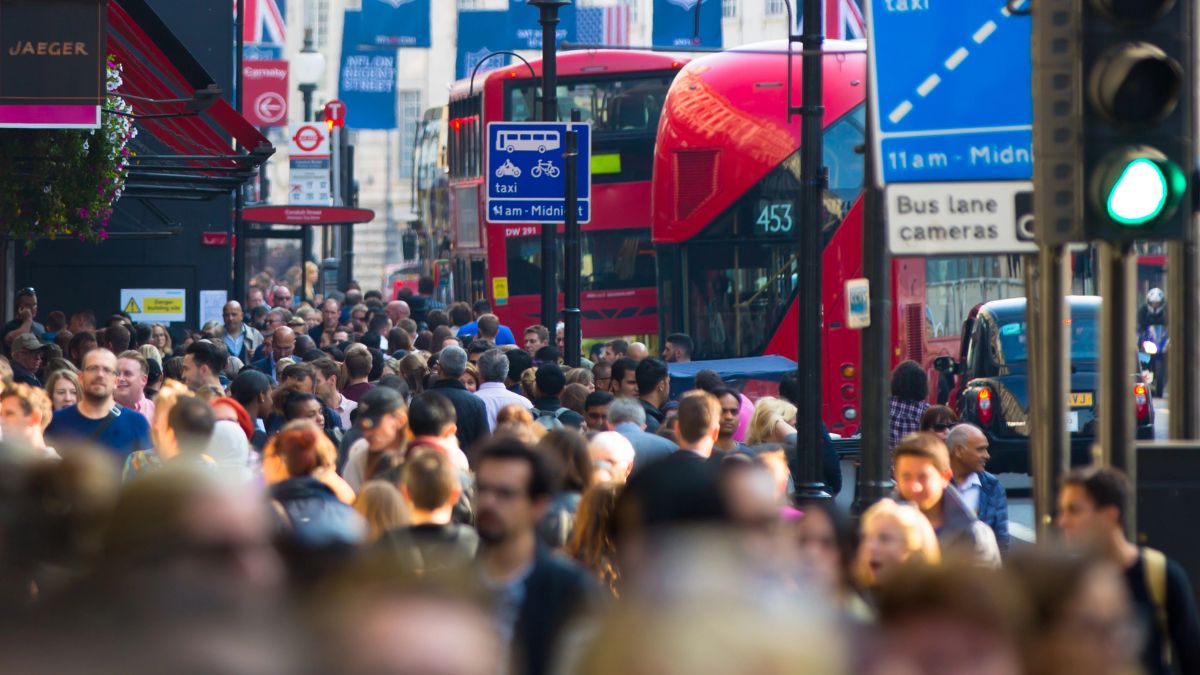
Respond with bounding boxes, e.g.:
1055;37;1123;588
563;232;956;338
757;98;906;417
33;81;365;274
973;20;998;44
945;47;970;70
917;74;941;97
889;100;914;123
1010;521;1036;543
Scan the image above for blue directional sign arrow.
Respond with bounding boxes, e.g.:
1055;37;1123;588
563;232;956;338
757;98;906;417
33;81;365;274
867;0;1032;185
486;121;591;224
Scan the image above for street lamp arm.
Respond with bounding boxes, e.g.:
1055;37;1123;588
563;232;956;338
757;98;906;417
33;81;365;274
469;51;537;98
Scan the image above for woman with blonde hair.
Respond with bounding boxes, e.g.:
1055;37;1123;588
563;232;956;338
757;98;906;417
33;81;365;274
0;383;58;459
263;419;355;504
399;353;430;395
566;482;622;597
495;404;546;443
855;497;940;590
459;363;481;393
45;369;81;411
354;480;409;541
148;323;173;357
745;396;798;445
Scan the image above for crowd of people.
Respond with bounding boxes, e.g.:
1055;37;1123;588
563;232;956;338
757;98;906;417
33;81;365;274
0;281;1195;674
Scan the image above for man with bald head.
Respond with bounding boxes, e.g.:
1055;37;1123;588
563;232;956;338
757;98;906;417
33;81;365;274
252;326;296;384
627;342;649;361
214;300;263;363
947;423;1009;554
46;348;153;460
386;300;410;326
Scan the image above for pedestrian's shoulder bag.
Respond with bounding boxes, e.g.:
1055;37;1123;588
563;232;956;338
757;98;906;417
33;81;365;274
89;408;119;441
1143;546;1172;667
535;407;570;430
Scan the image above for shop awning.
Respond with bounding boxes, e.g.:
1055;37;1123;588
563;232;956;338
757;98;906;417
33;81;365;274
108;0;274;200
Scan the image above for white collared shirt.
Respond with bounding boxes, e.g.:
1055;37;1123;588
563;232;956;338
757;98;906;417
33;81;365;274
954;472;984;514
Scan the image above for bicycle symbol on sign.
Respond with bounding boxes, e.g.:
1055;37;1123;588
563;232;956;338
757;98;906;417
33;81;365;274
495;159;521;178
530;159;560;178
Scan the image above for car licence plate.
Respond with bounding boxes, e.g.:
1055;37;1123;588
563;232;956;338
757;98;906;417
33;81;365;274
1069;392;1094;408
1067;411;1080;433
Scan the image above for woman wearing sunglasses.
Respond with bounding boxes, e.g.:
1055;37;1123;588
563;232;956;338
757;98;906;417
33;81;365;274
919;405;959;443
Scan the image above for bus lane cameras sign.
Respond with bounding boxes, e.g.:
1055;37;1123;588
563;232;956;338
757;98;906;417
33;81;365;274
486;122;591;224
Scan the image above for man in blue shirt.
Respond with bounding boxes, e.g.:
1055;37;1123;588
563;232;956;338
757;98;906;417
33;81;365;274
46;348;152;461
457;303;516;346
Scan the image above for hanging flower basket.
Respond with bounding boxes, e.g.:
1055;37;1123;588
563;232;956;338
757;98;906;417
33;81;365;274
0;56;136;249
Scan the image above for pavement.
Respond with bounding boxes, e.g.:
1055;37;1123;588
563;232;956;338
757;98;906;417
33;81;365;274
833;397;1172;546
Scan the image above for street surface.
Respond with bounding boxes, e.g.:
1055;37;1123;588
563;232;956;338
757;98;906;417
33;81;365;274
835;398;1171;545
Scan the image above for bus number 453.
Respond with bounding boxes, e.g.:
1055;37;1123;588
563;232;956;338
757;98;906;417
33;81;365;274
756;202;794;234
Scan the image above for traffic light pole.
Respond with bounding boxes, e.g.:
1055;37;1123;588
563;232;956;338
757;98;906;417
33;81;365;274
793;0;829;500
533;0;567;332
1097;241;1137;537
1168;235;1200;439
1026;247;1070;540
562;118;581;368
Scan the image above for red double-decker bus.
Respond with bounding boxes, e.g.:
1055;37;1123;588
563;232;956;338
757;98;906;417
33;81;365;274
442;50;689;341
652;41;1025;436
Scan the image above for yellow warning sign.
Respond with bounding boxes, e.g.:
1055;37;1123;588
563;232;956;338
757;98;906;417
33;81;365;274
119;289;186;322
492;277;509;306
144;298;184;314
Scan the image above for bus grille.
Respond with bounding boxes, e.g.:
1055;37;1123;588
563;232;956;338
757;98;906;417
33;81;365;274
673;149;718;221
904;303;925;364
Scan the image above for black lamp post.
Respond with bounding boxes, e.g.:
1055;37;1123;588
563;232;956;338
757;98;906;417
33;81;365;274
528;0;569;333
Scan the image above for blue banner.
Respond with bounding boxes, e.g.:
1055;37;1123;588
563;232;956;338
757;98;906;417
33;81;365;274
505;0;577;50
361;0;432;48
456;10;511;80
652;0;721;48
338;10;398;129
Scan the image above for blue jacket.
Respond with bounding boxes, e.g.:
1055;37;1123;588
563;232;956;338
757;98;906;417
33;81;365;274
976;471;1010;554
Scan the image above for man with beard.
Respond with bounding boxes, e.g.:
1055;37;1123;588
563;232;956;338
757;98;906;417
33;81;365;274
474;439;597;675
47;348;152;461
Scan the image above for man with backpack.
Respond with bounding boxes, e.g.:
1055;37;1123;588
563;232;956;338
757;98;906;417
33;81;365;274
531;364;585;431
1058;466;1200;675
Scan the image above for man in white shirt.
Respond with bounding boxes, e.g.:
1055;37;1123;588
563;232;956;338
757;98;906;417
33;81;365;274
473;348;532;431
342;387;408;492
313;357;356;429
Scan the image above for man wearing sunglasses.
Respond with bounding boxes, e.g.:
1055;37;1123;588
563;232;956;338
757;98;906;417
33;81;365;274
1;287;45;355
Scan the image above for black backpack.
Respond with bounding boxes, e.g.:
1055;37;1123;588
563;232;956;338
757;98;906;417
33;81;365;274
270;477;365;548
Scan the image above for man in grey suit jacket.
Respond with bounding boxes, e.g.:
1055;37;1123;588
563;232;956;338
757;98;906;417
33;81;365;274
608;396;677;473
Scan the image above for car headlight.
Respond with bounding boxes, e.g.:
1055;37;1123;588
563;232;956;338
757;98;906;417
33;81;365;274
1143;340;1158;355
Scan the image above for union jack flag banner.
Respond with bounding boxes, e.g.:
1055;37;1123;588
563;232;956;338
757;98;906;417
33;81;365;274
240;0;287;45
797;0;866;40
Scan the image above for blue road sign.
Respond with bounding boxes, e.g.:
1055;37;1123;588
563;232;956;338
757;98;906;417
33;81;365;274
486;122;591;224
866;0;1032;185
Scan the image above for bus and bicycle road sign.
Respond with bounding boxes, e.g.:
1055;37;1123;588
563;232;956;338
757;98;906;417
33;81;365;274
866;0;1035;255
486;122;591;224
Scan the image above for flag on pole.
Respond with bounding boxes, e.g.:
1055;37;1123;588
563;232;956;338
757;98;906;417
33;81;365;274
797;0;865;40
577;4;632;47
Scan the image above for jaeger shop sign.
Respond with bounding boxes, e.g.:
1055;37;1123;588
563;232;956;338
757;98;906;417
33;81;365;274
0;0;105;128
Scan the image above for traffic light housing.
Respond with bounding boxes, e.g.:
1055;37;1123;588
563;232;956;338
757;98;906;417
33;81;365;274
1034;0;1194;244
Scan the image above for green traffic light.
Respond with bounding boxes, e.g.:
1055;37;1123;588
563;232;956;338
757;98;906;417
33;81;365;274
1106;158;1168;225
